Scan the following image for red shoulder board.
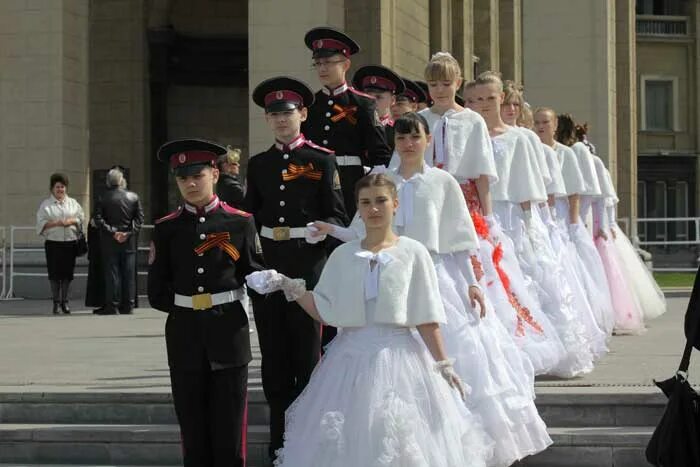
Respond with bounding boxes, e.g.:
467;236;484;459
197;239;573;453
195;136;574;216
304;140;334;154
348;86;375;100
221;202;252;217
155;206;183;224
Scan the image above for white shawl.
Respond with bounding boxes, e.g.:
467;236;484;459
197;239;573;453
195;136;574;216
571;142;601;196
490;127;547;203
517;127;552;186
593;156;618;202
553;142;587;196
312;237;446;327
542;144;567;197
350;166;479;253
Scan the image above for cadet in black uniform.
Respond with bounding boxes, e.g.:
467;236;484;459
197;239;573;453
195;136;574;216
352;65;405;152
390;77;428;120
245;76;348;460
301;26;391;217
416;80;433;110
148;139;263;467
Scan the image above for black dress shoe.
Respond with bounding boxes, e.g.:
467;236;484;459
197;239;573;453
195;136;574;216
52;302;60;315
95;307;118;315
92;307;105;314
60;302;71;314
119;308;134;315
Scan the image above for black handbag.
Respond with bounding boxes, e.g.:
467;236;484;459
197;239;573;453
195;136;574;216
75;225;88;257
646;311;700;466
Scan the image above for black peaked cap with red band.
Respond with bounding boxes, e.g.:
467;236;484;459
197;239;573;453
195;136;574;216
252;76;315;113
415;80;433;106
157;138;228;177
352;65;405;95
304;26;360;59
399;78;428;104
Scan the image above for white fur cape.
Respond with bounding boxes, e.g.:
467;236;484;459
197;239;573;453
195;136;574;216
553;142;586;196
571;142;602;196
312;237;446;327
490;127;547;203
542;144;567;197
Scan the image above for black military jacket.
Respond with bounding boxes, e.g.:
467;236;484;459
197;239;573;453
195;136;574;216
216;173;245;208
244;134;348;284
147;196;264;369
302;82;391;164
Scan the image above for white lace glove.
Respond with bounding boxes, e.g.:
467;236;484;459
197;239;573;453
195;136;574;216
304;222;327;244
435;359;470;401
245;270;307;302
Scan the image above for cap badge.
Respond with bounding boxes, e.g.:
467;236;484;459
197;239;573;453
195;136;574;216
276;91;284;100
178;153;186;163
315;39;323;48
370;76;377;84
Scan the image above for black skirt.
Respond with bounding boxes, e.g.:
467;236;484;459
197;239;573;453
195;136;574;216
45;240;78;281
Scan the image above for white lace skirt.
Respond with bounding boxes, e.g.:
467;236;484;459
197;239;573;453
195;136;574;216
433;254;552;466
611;225;666;321
275;325;495;467
568;221;616;337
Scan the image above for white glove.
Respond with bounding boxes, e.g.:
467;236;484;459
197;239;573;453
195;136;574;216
245;270;307;302
435;359;470;401
304;222;326;244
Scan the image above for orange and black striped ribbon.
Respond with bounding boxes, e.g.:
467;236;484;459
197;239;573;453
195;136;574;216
282;162;323;182
330;104;358;125
194;232;240;261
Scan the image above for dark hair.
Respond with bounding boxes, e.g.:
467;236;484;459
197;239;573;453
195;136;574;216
50;173;69;189
354;173;398;203
555;113;577;147
394;112;431;136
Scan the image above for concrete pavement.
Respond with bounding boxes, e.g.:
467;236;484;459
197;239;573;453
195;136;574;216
0;295;696;394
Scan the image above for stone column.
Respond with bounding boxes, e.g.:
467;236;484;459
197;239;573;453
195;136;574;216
473;0;499;73
523;0;617;185
615;0;637;223
0;0;90;226
452;0;475;80
429;0;451;54
499;0;522;82
248;0;344;155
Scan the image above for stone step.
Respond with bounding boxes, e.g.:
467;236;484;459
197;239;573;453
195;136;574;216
0;423;653;467
0;390;668;428
0;423;268;466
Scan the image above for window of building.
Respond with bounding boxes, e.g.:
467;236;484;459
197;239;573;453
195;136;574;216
674;181;689;239
653;180;668;241
636;0;686;15
638;180;647;241
640;76;678;131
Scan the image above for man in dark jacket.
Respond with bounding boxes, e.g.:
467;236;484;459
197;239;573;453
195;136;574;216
216;147;245;208
94;167;144;315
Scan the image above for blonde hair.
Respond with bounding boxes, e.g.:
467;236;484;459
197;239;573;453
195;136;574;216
465;70;503;92
424;52;462;82
534;106;557;120
502;80;524;106
517;102;533;129
217;146;241;168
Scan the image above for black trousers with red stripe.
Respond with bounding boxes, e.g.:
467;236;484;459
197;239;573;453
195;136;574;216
170;365;248;467
253;292;321;457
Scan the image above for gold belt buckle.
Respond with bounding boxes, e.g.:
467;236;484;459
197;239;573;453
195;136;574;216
272;226;291;241
191;293;213;310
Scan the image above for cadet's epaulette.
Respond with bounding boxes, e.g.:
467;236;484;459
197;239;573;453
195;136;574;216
155;206;183;224
221;202;252;217
304;140;334;154
348;86;375;100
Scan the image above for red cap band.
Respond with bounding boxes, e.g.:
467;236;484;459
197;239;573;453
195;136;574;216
264;90;303;107
403;89;419;102
361;75;396;92
169;150;217;169
312;38;351;57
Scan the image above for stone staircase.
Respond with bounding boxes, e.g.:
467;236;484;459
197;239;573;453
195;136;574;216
0;387;665;466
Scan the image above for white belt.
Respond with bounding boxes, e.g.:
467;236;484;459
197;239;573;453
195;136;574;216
335;155;362;166
260;225;306;241
174;288;246;311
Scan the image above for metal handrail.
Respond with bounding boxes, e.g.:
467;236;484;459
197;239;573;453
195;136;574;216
0;227;6;298
4;225;153;300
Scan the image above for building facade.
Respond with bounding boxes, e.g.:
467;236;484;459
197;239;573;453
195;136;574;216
1;0;639;237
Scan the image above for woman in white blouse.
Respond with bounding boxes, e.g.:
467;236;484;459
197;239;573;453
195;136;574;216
36;173;85;314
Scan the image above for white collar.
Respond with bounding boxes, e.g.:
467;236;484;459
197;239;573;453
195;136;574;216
274;133;306;152
322;82;349;96
184;195;220;214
